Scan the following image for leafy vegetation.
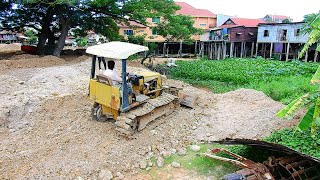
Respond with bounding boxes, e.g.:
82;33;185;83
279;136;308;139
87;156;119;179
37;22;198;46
264;128;320;158
277;13;320;136
1;0;200;56
169;58;318;104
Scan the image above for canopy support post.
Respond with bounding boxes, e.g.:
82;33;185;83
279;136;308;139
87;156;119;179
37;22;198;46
121;59;129;112
90;55;97;79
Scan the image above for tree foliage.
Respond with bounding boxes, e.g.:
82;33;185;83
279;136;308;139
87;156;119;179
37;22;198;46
1;0;199;56
299;13;320;57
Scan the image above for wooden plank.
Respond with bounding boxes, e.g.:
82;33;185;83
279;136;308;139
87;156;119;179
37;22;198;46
269;42;273;59
286;43;290;61
314;50;318;62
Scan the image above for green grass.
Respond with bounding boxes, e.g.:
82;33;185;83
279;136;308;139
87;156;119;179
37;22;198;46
264;128;320;159
169;58;318;104
158;144;239;177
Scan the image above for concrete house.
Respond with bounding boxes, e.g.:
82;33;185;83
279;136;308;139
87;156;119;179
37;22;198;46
256;22;318;62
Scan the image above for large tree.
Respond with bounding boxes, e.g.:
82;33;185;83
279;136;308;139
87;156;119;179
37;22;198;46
1;0;200;56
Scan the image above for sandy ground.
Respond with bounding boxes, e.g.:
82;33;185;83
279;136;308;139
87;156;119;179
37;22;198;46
0;55;300;179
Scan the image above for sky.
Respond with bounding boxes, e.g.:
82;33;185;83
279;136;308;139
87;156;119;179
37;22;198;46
175;0;320;21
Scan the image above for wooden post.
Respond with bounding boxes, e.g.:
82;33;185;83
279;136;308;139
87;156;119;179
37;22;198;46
251;42;254;57
217;43;221;60
222;42;227;60
179;41;183;58
255;42;259;57
286;43;290;61
240;42;244;58
214;43;217;59
243;42;246;58
305;51;308;62
210;42;213;59
269;42;273;59
201;42;204;58
234;43;237;57
195;41;198;57
163;43;166;57
230;42;234;58
314;50;319;62
263;43;266;58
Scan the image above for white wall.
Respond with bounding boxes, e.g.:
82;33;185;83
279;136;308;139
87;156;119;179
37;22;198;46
257;23;308;43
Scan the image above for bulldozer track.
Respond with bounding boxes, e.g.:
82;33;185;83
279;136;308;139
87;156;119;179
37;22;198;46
115;93;178;137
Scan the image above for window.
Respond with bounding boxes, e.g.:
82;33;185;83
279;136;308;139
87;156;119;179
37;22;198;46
152;17;160;23
280;29;287;41
124;29;134;36
263;30;269;37
295;29;300;36
200;23;207;27
152;28;158;35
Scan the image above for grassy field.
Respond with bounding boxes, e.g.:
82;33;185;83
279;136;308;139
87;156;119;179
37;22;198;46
168;58;320;160
169;58;318;104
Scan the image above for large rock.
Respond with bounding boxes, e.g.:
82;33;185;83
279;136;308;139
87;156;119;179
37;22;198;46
171;161;181;168
99;169;113;180
156;156;164;167
139;160;147;169
177;147;187;156
190;145;201;152
115;172;124;180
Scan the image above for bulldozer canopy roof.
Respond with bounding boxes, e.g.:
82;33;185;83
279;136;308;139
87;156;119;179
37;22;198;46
86;41;149;59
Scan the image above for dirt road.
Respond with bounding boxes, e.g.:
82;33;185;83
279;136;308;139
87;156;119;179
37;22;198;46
0;56;299;179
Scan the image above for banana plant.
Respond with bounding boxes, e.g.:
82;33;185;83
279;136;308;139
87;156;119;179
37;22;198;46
278;13;320;137
277;66;320;136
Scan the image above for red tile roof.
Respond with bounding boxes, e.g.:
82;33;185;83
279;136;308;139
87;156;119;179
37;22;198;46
222;18;266;28
175;2;216;18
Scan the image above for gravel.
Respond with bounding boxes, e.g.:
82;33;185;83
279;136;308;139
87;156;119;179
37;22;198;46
0;57;300;179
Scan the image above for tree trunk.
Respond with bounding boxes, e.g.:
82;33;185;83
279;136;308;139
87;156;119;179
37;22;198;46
37;6;54;55
53;22;69;56
53;7;70;57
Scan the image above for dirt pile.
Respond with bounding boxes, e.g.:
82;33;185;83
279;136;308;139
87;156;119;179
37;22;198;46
0;55;67;71
0;43;21;52
0;57;300;179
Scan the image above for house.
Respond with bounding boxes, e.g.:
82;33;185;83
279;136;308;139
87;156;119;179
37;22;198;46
263;15;293;23
200;18;265;59
0;30;18;44
116;2;216;57
118;20;148;39
257;22;317;62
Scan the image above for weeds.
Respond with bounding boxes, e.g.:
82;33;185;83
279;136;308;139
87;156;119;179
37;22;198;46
169;58;318;103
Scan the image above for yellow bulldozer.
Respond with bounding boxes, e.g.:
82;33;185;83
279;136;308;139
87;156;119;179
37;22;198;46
86;42;194;135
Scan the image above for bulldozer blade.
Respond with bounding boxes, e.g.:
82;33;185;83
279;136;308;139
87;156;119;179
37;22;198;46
179;92;198;108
